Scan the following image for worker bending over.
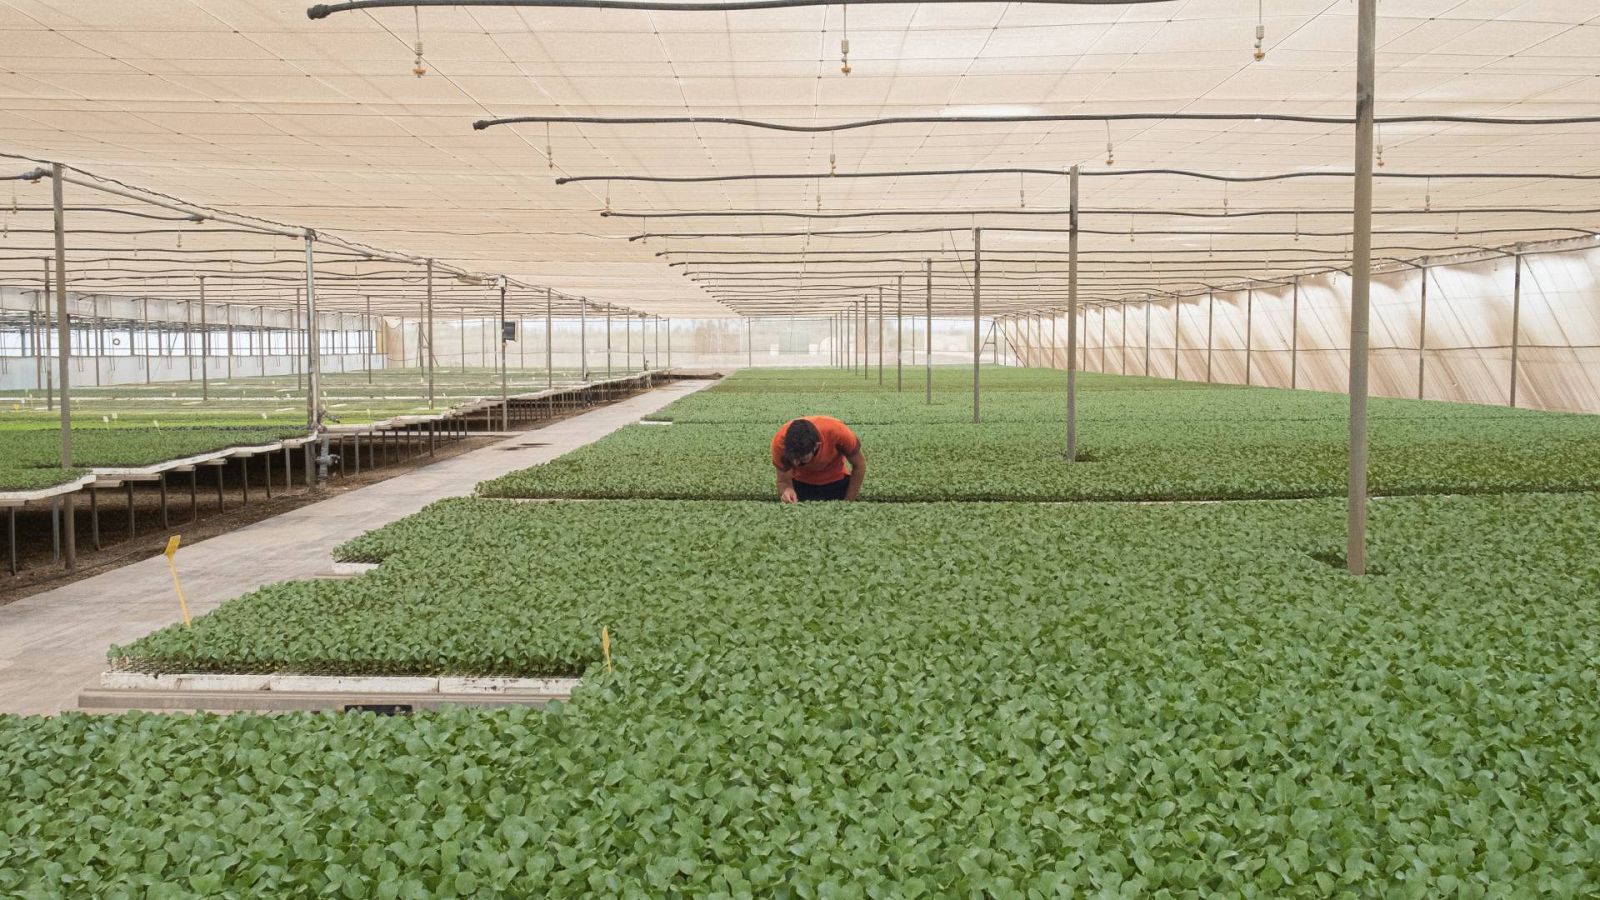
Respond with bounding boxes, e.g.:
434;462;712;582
772;416;867;503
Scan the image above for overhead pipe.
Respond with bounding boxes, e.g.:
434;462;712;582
477;111;1600;133
315;0;1171;16
563;167;1600;186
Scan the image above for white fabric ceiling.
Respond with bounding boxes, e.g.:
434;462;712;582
1;0;1596;317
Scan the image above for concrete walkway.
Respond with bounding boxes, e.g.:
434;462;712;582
0;379;714;716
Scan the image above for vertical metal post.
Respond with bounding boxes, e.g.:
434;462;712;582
877;286;884;385
1100;305;1107;373
365;296;374;384
1144;299;1152;376
972;227;982;424
1173;296;1181;379
1205;291;1215;383
186;297;195;383
199;278;209;401
143;297;152;384
1347;0;1378;577
1510;246;1523;405
896;275;903;391
1245;288;1254;386
625;305;632;373
500;279;509;430
42;260;53;409
225;302;234;380
51;163;75;569
426;260;436;408
1291;279;1300;390
666;317;671;369
294;288;303;391
303;230;322;445
925;260;933;403
579;298;588;381
606;304;613;378
1416;262;1427;399
861;299;868;379
545;288;554;388
1120;304;1128;374
747;317;753;368
1066;165;1079;458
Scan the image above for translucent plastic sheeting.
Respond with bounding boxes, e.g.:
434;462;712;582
1006;242;1600;415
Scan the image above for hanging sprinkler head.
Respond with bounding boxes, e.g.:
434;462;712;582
411;8;427;77
1252;1;1266;61
840;38;851;75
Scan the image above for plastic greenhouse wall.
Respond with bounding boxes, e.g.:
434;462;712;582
1001;242;1600;415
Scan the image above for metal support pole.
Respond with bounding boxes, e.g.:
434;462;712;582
144;296;152;384
1066;165;1079;459
1291;279;1300;390
1416;263;1427;399
861;300;868;379
747;317;753;368
1205;291;1215;384
545;288;554;388
304;231;323;484
877;286;884;385
1245;288;1254;386
426;260;436;408
1510;246;1523;405
1347;0;1378;577
606;305;613;378
666;317;671;369
186;298;194;383
225;303;234;380
294;289;303;391
199;278;209;401
1173;296;1181;379
51;163;75;570
896;275;903;391
972;227;982;423
1144;299;1152;376
579;299;588;381
500;280;510;430
924;259;933;404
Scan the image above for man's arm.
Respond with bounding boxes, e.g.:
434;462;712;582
776;467;798;504
843;447;867;501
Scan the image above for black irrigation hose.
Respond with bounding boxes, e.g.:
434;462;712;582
479;112;1600;132
312;0;1171;17
633;225;1599;240
562;168;1600;186
610;206;1600;221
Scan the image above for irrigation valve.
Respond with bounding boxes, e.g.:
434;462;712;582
840;38;851;76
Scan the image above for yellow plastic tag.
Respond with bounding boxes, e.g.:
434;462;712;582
601;626;613;674
164;535;181;560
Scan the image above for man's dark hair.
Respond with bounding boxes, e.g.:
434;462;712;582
782;418;821;468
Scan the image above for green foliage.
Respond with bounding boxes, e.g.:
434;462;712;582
10;492;1593;893
485;369;1600;501
0;426;306;491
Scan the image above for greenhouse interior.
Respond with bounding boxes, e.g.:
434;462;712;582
2;0;1599;894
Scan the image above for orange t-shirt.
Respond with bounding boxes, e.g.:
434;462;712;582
771;416;860;485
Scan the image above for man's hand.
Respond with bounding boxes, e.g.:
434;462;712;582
780;486;798;504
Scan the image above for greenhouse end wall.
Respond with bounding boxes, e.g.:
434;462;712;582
999;243;1600;416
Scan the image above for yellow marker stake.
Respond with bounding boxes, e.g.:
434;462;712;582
164;535;192;627
601;626;613;674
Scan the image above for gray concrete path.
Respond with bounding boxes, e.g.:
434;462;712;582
0;379;714;716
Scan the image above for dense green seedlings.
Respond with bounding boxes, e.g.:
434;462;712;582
484;368;1600;501
0;426;306;491
17;493;1596;894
